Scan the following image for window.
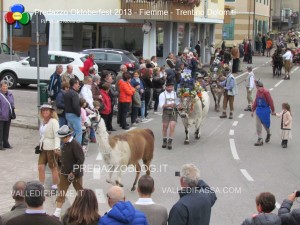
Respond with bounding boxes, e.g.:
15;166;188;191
59;56;74;64
48;55;74;64
106;53;122;62
1;43;11;55
94;52;106;61
222;19;235;40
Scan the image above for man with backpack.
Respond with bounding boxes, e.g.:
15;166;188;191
48;65;63;102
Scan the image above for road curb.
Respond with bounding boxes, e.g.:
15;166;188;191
11;122;38;130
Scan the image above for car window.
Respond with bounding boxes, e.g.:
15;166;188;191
107;53;122;62
94;52;106;61
1;43;11;55
48;54;74;64
80;55;88;63
126;53;139;63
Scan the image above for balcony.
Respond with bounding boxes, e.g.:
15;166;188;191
120;0;201;22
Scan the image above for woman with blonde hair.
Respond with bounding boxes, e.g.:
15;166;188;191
62;189;100;225
38;104;60;194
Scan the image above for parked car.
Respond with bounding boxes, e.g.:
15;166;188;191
0;42;19;64
81;48;139;80
0;51;98;89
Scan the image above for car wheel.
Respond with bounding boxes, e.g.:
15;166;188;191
1;72;18;89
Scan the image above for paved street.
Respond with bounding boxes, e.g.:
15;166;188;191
1;56;300;225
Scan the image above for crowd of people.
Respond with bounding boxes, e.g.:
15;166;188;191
1;164;300;225
0;33;298;225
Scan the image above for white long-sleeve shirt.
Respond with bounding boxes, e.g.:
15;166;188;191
80;84;94;109
158;90;179;109
245;71;255;90
282;50;293;62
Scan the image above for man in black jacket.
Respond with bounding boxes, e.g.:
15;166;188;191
168;164;217;225
64;78;82;144
278;191;300;225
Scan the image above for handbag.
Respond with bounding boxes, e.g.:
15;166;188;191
35;145;42;154
0;93;16;120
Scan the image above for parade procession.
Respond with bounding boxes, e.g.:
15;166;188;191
0;0;300;225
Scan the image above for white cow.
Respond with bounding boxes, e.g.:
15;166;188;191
178;91;210;144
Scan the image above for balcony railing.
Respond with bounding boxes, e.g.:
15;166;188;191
120;0;200;22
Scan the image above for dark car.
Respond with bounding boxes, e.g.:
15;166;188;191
81;48;139;80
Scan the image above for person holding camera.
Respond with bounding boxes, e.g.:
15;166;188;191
53;125;85;218
278;191;300;225
168;164;217;225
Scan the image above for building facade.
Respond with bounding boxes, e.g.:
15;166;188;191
215;0;271;47
2;0;225;63
271;0;299;32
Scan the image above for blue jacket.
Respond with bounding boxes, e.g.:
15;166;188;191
0;91;14;121
99;201;148;225
48;72;62;101
220;73;238;96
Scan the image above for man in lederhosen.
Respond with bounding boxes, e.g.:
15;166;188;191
158;81;179;150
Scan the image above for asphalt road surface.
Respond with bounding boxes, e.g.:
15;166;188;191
1;56;300;225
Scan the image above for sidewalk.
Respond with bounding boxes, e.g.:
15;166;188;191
11;89;39;129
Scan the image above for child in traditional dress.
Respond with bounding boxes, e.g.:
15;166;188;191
272;102;292;148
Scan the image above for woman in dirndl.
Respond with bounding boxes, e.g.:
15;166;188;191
272;102;292;148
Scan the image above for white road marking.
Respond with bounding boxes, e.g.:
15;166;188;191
126;127;137;132
229;129;234;136
235;71;248;79
140;118;154;123
276;202;281;209
238;114;244;118
270;88;274;91
240;169;254;181
96;152;103;161
93;167;101;180
95;189;106;204
229;139;239;160
291;66;299;73
274;80;284;88
232;121;239;126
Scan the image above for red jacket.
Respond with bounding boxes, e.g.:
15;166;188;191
119;80;135;103
100;89;111;115
83;57;94;77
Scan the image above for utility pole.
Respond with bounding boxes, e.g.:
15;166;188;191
253;0;256;45
279;0;283;31
299;0;300;29
248;0;251;39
